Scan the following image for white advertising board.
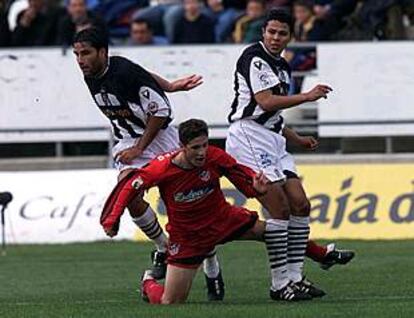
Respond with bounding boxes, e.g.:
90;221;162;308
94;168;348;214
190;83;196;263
0;169;139;243
318;42;414;137
0;45;246;142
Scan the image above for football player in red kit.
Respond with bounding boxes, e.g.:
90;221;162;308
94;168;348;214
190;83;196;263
101;119;325;303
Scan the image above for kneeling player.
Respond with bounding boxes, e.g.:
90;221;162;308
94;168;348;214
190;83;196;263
101;119;327;303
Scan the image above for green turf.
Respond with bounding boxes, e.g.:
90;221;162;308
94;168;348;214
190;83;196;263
0;240;413;318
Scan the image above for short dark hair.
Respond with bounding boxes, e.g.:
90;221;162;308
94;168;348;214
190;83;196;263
263;9;294;33
178;119;209;145
293;0;314;11
72;27;109;52
132;18;151;27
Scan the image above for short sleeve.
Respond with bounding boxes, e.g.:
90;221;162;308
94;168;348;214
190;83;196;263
139;86;171;117
249;56;280;94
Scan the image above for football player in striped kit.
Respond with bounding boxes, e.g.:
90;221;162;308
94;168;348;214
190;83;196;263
225;9;351;300
73;28;224;300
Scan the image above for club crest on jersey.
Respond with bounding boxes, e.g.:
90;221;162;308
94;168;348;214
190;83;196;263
148;101;159;114
254;60;263;70
199;170;210;182
131;176;144;189
169;243;180;256
259;73;270;86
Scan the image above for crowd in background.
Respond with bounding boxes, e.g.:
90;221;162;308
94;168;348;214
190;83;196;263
1;0;414;49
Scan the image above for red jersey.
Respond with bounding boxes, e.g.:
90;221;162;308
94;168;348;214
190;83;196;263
101;146;260;247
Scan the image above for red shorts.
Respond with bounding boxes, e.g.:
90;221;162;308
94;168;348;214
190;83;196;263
167;206;258;269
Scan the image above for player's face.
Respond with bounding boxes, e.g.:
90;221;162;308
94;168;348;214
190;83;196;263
183;135;209;168
262;20;291;55
73;42;107;77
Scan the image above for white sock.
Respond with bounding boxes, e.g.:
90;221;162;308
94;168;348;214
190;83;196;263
131;206;168;252
287;215;310;283
264;219;289;291
203;249;220;278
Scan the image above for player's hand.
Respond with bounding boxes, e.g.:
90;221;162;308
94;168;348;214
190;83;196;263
170;74;203;92
298;136;319;151
115;147;142;164
304;84;332;102
253;171;269;195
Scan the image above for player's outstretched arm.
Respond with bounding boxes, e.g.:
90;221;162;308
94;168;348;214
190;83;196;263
282;126;319;151
255;84;333;112
151;73;203;92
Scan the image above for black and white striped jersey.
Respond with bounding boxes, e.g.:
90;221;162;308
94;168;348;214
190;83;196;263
84;56;172;141
228;42;291;132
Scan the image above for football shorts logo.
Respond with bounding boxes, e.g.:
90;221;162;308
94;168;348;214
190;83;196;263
259;152;272;168
169;243;180;256
148;101;159;114
131;176;144;189
199;170;210;182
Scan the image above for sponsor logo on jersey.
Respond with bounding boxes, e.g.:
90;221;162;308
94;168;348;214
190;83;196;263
102;109;131;117
199;170;211;182
174;185;214;203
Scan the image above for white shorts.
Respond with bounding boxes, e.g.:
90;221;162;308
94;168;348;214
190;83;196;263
112;125;179;171
226;120;297;183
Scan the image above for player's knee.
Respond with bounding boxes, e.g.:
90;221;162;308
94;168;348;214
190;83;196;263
292;199;311;217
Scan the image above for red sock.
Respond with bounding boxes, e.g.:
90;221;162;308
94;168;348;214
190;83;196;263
306;240;327;262
143;279;164;304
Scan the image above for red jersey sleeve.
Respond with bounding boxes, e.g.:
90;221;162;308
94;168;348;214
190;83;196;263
100;158;167;235
212;147;260;198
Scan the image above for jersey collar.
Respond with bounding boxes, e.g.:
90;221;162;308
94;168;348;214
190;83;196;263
259;41;282;60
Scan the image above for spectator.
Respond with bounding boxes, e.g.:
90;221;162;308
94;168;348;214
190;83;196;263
266;0;293;10
12;0;59;46
128;18;169;44
172;0;215;44
56;0;107;46
293;0;329;41
233;0;266;43
204;0;241;42
0;0;11;47
132;0;182;40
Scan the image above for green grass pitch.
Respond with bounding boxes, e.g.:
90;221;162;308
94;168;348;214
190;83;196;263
1;240;413;318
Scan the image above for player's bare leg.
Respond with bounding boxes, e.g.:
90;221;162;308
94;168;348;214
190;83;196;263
119;169;169;279
141;265;198;304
